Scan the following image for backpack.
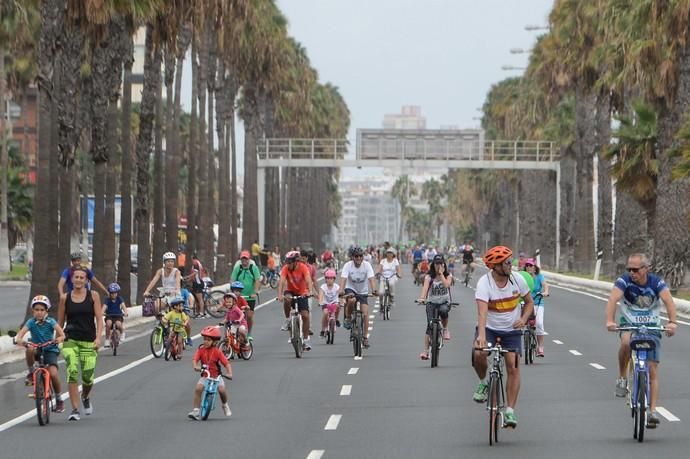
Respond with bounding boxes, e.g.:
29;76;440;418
234;266;257;284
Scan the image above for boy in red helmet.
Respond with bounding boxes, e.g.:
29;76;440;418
188;326;233;420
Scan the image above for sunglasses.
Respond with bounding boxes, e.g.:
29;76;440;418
525;264;535;268
502;260;512;265
353;255;363;258
627;266;645;273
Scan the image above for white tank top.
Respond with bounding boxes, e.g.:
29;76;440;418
321;283;340;304
161;268;178;290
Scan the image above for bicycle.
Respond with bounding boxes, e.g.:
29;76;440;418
463;262;472;287
521;293;542;365
342;292;375;359
259;268;279;289
219;322;253;360
107;319;122;356
10;331;58;426
149;313;169;358
476;337;511;446
323;302;339;345
201;277;227;319
379;273;398;321
282;294;312;358
614;324;666;442
164;322;186;361
416;299;459;368
198;364;232;420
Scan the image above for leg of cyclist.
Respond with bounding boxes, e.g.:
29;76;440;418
193;291;203;317
281;298;291;331
440;303;450;340
343;296;355;329
189;381;204;420
105;318;113;344
616;332;632;396
24;349;35;384
321;306;328;336
420;304;433;359
647;340;662;426
300;306;311;350
360;295;370;347
246;307;255;336
504;351;521;427
535;305;545;356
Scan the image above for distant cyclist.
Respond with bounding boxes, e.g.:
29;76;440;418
339;246;377;349
460;242;475;280
103;283;128;348
231;251;261;338
277;251;316;350
57;252;107;297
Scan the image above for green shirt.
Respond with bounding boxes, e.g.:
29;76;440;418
231;263;261;296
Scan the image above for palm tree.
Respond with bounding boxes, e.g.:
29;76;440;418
392;175;415;243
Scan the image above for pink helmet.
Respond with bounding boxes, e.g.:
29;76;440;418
324;269;336;278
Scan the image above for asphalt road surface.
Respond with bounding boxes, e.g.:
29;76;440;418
0;270;688;458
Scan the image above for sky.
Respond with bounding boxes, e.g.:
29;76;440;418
182;0;555;174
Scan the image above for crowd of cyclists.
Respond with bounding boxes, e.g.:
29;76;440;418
13;239;680;432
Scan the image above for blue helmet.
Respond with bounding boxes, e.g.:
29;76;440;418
108;283;121;293
230;281;244;291
169;296;185;307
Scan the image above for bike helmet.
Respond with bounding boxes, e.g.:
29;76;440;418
285;250;300;262
200;326;221;340
483;245;513;268
223;289;237;299
163;252;176;261
31;295;52;310
350;246;364;258
169;296;185;307
108;282;121;293
324;269;336;278
230;281;244;291
386;248;396;255
70;252;82;261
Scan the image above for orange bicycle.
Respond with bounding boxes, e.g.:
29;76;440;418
219;323;253;360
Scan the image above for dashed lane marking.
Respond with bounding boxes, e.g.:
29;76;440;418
348;367;359;375
307;451;325;459
553;339;563;344
324;414;342;430
589;363;606;370
340;385;352;396
369;315;376;318
569;350;582;356
368;326;373;331
656;407;681;422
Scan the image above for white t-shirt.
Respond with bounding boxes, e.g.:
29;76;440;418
475;272;530;331
379;258;399;278
363;253;373;264
320;283;340;304
341;260;375;294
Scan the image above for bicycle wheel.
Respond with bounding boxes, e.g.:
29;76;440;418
111;329;119;356
35;372;50;426
164;334;173;361
464;272;470;287
240;340;254;360
627;358;635;418
205;291;226;318
523;332;530;365
430;322;439;368
529;332;537;364
219;338;234;359
328;319;336;345
487;375;499;445
636;372;647;442
269;275;279;289
291;317;302;358
353;313;363;357
200;390;214;421
149;326;165;358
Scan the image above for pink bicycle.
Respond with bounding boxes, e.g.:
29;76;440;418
322;303;339;345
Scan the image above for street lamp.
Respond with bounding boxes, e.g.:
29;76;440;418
525;24;549;31
501;65;526;71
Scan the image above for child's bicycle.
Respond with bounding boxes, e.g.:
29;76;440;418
149;313;169;358
107;319;122;356
219;323;253;360
198;364;232;420
322;302;339;345
165;323;186;361
9;331;58;426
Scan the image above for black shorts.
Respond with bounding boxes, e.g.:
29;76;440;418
285;292;309;312
246;297;257;311
462;257;473;265
191;282;204;294
344;288;369;306
105;315;124;324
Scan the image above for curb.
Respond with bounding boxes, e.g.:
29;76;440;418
0;281;30;287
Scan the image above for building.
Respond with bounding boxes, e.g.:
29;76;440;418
7;85;38;183
131;27;147;104
382;105;426;130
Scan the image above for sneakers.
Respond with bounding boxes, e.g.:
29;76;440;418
54;399;65;413
24;371;34;386
615;378;628;398
473;382;489;403
222;403;232;417
443;329;451;340
186;337;193;347
68;409;81;421
280;319;290;331
104;339;111;348
304;338;312;351
537;346;544;357
647;411;660;428
336;320;341;328
420;350;429;360
362;337;370;349
82;398;93;415
309;329;314;336
504;409;518;428
320;330;326;338
343;319;352;330
188;408;200;420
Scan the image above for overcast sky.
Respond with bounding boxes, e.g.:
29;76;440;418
182;0;554;174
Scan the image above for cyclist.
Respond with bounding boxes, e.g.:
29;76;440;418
57;251;107;296
376;248;401;309
16;295;66;413
460;241;475;280
230;281;250;310
103;283;128;348
231;250;261;338
605;253;678;428
277;250;316;350
163;296;192;347
472;245;533;429
58;265;104;421
417;254;453;360
302;250;319;334
319;269;340;337
411;245;424;275
524;259;549;357
251;240;262;267
143;252;181;313
321;249;334;269
339;246;377;349
185;254;207;318
188;326;233;420
223;291;250;350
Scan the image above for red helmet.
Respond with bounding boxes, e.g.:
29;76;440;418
200;326;221;340
483;245;513;268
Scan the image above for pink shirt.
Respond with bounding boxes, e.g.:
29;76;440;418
225;306;248;327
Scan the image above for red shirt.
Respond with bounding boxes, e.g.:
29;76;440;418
193;346;229;378
236;296;249;309
280;262;312;295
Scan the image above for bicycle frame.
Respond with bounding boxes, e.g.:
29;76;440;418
284;294;309;358
198;366;231;420
418;300;458;367
477;341;509;445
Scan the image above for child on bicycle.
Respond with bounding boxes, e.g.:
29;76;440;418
230;281;250;310
103;283;128;347
163;297;192;347
15;295;66;412
188;326;233;420
319;269;340;337
223;291;249;349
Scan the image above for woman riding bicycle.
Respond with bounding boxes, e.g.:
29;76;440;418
524;258;549;357
417;254;453;360
143;252;181;313
376;248;401;308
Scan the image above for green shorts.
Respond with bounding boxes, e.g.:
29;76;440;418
62;339;98;385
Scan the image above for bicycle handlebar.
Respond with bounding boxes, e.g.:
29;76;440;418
415;300;460;307
611;325;667;332
339;292;377;298
198;365;232;381
14;339;57;348
474;345;511;354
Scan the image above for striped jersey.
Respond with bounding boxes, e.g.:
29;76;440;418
475;272;530;331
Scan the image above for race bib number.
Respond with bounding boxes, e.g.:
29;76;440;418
630;313;655;324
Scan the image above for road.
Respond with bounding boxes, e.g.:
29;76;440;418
0;275;138;330
0;270;688;458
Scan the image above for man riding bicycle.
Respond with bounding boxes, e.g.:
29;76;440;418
339;246;378;349
231;251;261;339
277;251;317;350
605;253;678;428
460;242;475;279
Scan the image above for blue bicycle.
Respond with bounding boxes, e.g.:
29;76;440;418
614;324;666;442
199;364;232;420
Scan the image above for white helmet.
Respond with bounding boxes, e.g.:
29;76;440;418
163;252;176;261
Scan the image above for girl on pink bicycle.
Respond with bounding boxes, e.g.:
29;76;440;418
319;269;340;337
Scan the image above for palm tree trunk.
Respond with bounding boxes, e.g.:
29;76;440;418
152;67;165;265
215;60;229;280
102;100;118;283
573;88;596;273
242;82;260;249
595;94;614;276
0;47;11;273
559;144;577;271
230;99;238;259
164;45;177;255
185;34;198;273
613;187;647;271
196;24;210;265
206;49;217;274
135;22;161;303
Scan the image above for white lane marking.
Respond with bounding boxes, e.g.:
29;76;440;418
656;407;681;422
369;315;376;318
324;414;342;430
307;451;325;459
550;284;608;301
340;385;352;396
553;340;564;344
348;367;359;375
589;363;606;370
368;326;373;331
660;314;690;326
569;350;582;356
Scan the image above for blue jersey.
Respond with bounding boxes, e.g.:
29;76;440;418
24;317;60;354
104;296;125;316
614;273;667;326
413;249;424;262
532;273;545;306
